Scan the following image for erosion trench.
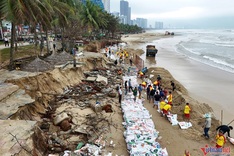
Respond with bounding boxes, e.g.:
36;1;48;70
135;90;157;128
0;49;222;156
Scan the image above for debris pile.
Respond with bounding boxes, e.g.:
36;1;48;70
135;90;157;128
33;65;125;155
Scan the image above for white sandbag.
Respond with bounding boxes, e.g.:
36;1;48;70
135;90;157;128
167;114;178;126
160;148;169;156
178;122;192;129
228;137;234;145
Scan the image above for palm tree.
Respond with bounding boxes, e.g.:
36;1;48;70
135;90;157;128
101;13;119;38
80;0;106;39
49;0;76;52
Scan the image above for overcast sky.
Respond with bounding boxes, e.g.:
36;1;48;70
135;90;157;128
110;0;234;28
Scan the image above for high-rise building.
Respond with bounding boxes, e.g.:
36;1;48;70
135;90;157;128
120;0;131;25
128;7;131;25
155;22;163;29
136;18;148;28
102;0;110;13
81;0;104;10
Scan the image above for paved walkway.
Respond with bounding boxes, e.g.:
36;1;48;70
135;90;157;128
0;42;30;50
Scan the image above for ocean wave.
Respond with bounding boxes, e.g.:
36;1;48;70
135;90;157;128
178;42;203;56
184;55;234;74
203;55;234;69
215;43;234;47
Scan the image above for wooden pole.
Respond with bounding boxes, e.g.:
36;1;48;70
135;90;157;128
227;119;234;126
221;110;223;125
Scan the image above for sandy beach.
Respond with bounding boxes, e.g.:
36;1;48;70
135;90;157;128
122;32;234;155
123;32;234;124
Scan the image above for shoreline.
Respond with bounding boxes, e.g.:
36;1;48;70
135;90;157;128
122;32;234;124
155;36;234;125
121;32;234;155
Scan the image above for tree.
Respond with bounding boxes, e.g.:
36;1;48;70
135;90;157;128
80;0;107;39
0;0;52;70
102;13;119;38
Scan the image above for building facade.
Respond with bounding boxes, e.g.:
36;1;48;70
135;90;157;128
120;0;131;25
102;0;110;13
119;15;128;24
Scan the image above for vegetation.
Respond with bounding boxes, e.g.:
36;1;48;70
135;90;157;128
0;45;36;63
0;0;143;70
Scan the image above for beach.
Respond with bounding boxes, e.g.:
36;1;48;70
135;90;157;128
123;31;234;125
122;32;234;155
0;31;233;156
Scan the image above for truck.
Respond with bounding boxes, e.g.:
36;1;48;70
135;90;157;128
146;45;158;57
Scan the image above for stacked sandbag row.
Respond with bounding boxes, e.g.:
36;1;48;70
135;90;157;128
122;76;168;156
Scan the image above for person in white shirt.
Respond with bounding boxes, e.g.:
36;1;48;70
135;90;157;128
118;87;122;104
4;37;9;47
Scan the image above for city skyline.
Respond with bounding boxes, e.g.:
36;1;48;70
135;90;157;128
110;0;234;29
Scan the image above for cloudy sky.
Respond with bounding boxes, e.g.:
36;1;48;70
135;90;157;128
110;0;234;28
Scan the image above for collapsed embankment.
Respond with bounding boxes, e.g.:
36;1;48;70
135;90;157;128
6;55;108;120
2;52;130;155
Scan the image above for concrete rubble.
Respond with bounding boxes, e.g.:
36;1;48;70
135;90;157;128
33;66;125;155
0;52;128;155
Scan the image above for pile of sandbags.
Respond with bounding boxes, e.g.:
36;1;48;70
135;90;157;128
121;76;168;156
121;98;168;155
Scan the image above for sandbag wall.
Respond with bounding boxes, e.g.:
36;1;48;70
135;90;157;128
122;76;168;156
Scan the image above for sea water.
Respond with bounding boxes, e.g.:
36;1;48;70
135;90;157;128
157;29;234;73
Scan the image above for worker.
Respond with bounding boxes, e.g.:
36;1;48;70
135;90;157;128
141;81;147;89
153;80;159;86
159;98;166;114
215;130;226;148
162;104;172;116
184;103;192;122
167;91;173;105
138;84;142;99
157;75;161;82
202;113;212;139
216;125;233;137
132;87;138;102
139;71;144;79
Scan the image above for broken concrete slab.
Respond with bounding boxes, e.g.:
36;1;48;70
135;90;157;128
73;126;89;134
96;75;108;85
0;69;38;83
0;83;19;101
0;89;35;119
86;77;96;82
0;120;37;156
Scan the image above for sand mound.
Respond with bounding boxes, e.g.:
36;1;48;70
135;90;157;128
22;57;54;72
45;51;73;65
